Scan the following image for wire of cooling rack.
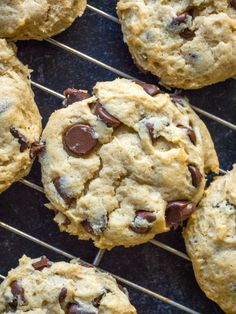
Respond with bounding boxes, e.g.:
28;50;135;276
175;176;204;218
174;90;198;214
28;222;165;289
0;4;235;313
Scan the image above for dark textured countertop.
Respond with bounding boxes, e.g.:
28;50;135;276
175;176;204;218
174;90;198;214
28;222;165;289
0;1;235;313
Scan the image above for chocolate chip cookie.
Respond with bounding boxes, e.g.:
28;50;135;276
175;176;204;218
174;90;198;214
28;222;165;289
0;0;87;40
39;78;219;249
184;165;236;314
117;0;236;89
0;39;42;193
0;255;136;313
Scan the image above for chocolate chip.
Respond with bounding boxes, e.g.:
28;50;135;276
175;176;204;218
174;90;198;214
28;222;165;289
188;165;202;188
30;141;46;159
81;220;94;234
177;124;196;145
62;216;71;226
10;281;24;307
171;94;186;106
10;127;29;152
145;122;155;143
63;88;91;107
130;210;156;234
165;201;196;229
81;215;107;235
92;102;121;128
134;80;160;96
59;287;67;303
180;28;195;39
93;292;105;308
53;177;75;206
231;0;236;9
67;303;96;314
63;123;97;157
172;12;189;25
32;256;52;271
67;303;80;314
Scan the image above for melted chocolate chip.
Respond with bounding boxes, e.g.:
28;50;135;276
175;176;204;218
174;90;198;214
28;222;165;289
177;124;196;145
81;220;94;234
63;123;97;157
53;177;75;206
32;256;52;271
63;88;91;107
188;165;202;188
10;127;29;152
165;201;196;229
10;281;24;307
30;141;46;159
134;80;160;96
172;12;189;25
231;0;236;9
180;28;195;39
93;102;121;127
59;287;67;303
130;210;156;234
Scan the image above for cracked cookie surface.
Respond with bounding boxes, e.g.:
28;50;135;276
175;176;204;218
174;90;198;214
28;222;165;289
39;78;219;249
0;39;41;193
0;255;136;314
117;0;236;89
0;0;87;40
184;165;236;314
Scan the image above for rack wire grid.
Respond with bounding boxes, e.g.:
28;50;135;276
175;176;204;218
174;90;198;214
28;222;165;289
0;1;235;313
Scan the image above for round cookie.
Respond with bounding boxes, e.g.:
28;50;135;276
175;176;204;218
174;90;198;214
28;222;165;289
0;255;136;313
0;39;42;193
117;0;236;89
0;0;87;40
39;78;219;249
184;165;236;314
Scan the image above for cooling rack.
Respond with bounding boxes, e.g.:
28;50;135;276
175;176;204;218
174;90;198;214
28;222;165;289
0;1;235;313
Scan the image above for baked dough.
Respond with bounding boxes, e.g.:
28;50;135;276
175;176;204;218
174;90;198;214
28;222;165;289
39;78;219;249
117;0;236;89
0;39;42;193
0;255;136;313
0;0;87;40
184;165;236;314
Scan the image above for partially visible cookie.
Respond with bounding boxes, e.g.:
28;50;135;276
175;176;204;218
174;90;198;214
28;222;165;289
39;78;219;249
0;0;87;40
0;39;42;193
184;165;236;314
0;255;136;313
117;0;236;89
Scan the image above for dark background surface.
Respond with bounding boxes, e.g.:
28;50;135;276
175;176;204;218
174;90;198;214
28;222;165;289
0;1;235;313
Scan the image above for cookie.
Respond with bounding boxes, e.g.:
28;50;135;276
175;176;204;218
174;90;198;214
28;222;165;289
117;0;236;89
0;0;87;40
184;165;236;314
0;255;136;313
0;39;42;193
39;78;219;249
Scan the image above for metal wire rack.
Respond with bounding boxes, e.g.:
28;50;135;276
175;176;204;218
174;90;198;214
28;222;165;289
0;3;234;313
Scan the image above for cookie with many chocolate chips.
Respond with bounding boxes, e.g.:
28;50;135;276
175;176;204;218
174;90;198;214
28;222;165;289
0;255;136;314
39;78;219;249
184;165;236;314
0;39;41;193
0;0;87;40
117;0;236;89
